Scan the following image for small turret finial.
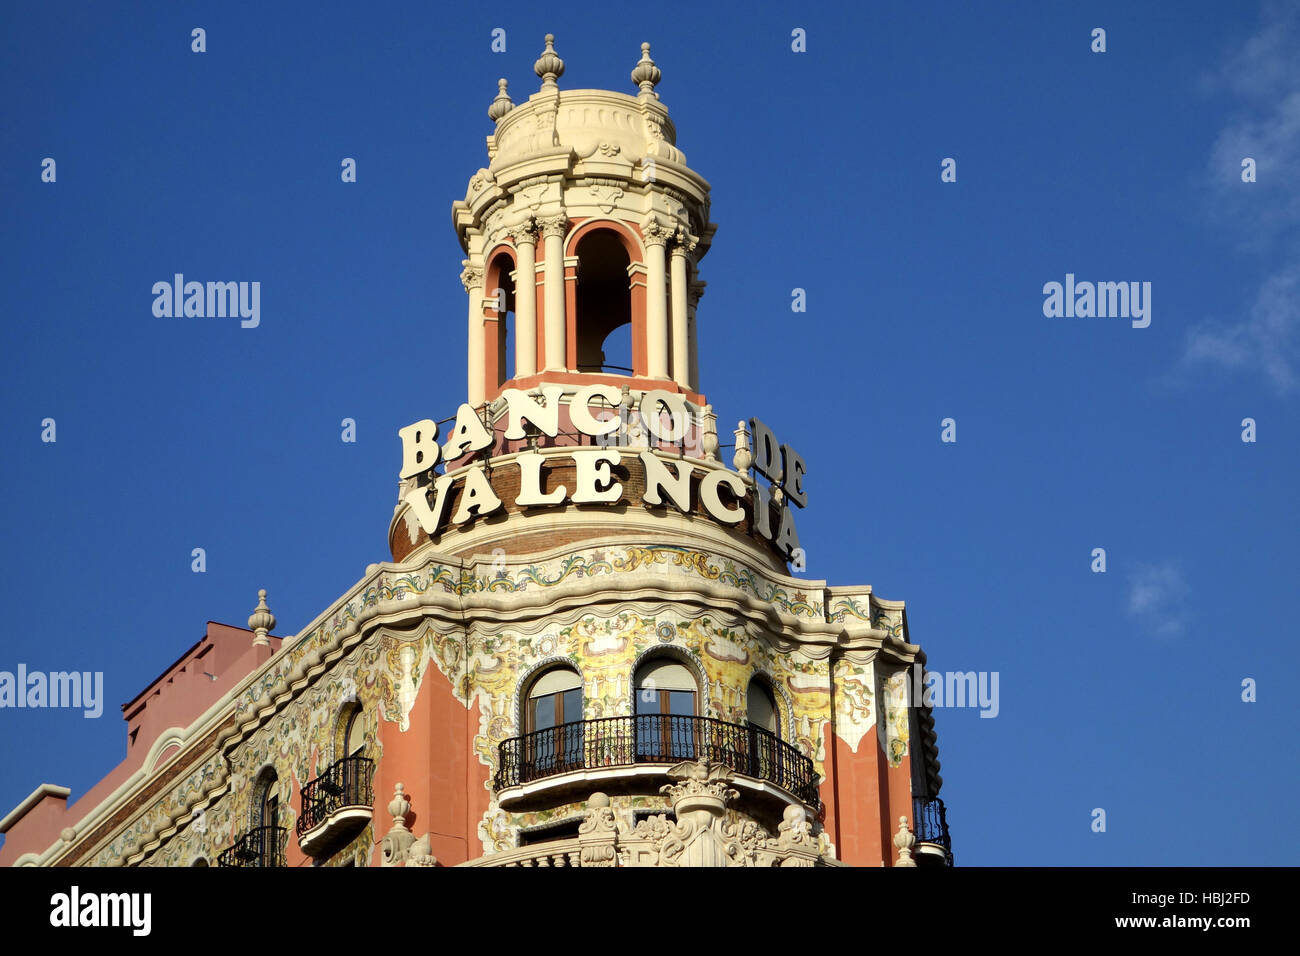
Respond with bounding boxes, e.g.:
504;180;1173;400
487;78;514;122
534;34;565;90
248;588;276;647
631;41;661;97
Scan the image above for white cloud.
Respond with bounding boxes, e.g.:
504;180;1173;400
1127;563;1189;638
1182;263;1300;392
1181;2;1300;392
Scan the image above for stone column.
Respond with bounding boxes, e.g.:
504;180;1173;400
669;230;695;388
688;279;705;393
461;264;485;407
643;218;670;380
512;223;538;378
539;215;568;371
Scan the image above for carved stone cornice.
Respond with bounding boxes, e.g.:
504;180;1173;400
688;279;706;309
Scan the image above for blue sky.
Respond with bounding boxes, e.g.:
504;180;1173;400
1;0;1296;865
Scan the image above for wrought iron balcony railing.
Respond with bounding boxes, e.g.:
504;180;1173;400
296;755;374;836
217;825;287;867
913;795;954;866
496;714;821;809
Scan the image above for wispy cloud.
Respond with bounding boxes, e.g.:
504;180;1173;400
1179;2;1300;393
1182;263;1300;392
1127;562;1189;639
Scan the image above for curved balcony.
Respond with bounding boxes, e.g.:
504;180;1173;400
217;826;286;867
495;714;820;810
296;755;374;858
913;795;954;867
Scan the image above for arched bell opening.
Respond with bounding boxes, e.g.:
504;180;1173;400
484;249;517;390
574;230;633;374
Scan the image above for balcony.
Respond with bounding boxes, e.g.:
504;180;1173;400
217;826;286;867
296;755;374;858
495;714;820;810
913;795;954;867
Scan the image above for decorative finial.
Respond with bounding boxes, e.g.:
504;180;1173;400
487;78;514;122
248;588;276;647
732;421;752;473
534;33;565;89
389;783;411;830
631;41;661;97
701;405;719;461
893;816;917;867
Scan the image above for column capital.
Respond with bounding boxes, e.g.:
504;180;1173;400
642;216;671;247
673;227;698;255
538;214;569;239
510;218;539;246
460;263;484;293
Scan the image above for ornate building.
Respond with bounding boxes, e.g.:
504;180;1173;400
0;36;952;869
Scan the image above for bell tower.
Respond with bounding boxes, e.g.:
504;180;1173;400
380;35;951;868
454;35;714;407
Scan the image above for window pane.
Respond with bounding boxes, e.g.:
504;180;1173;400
561;688;583;723
747;681;776;732
668;691;695;716
635;685;661;714
532;695;556;730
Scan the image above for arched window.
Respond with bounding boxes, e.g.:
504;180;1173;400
574;230;632;373
634;658;698;760
240;767;284;867
254;768;279;831
523;667;584;775
343;707;366;759
747;677;779;735
746;676;782;782
487;250;516;387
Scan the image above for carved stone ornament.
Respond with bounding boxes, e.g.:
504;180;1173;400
538;214;568;240
514;183;547;211
381;783;415;866
407;832;438;868
641;217;670;247
593;184;624;214
460;265;483;294
701;405;720;461
893;816;917;867
510;219;538;247
655;760;740;867
248;589;276;647
732;421;752;473
577;792;618;867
